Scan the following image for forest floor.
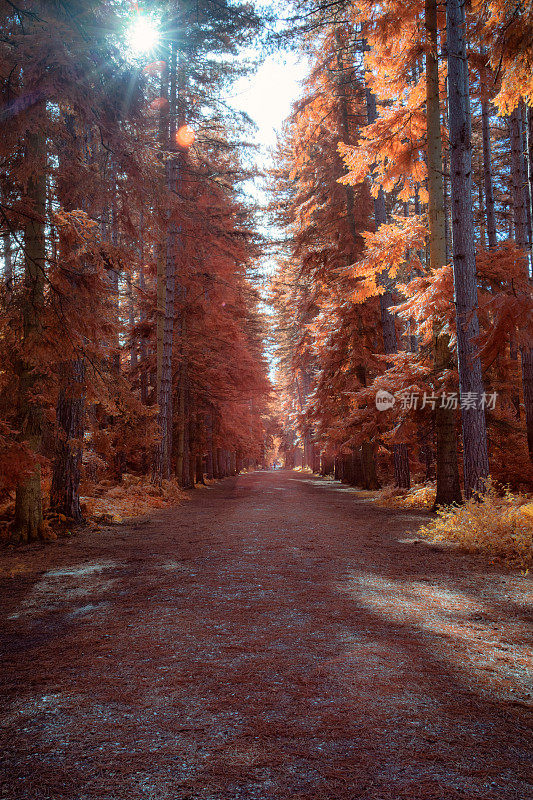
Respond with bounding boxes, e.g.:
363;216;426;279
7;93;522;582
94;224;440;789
0;469;532;800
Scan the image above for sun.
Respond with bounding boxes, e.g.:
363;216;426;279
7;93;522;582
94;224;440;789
127;13;160;56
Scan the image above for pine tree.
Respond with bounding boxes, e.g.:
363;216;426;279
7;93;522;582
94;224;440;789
446;0;489;498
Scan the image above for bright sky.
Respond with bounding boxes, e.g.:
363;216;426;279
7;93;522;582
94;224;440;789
223;50;309;295
229;51;309;150
227;50;309;364
225;49;309;222
126;7;309;179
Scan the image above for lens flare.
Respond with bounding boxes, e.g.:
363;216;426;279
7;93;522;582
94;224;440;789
143;61;166;76
176;125;195;149
149;97;169;113
128;14;159;55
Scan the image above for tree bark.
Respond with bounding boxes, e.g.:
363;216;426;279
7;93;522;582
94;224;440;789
481;98;497;249
156;47;169;401
13;127;46;542
196;453;204;485
509;107;529;252
49;113;89;521
175;368;186;483
154;40;178;483
335;28;364;253
139;265;149;404
127;270;137;374
425;0;462;506
181;381;192;488
338;38;380;488
206;408;214;479
361;441;380;490
527;107;533;239
446;0;490;498
509;105;533;458
106;184;121;376
50;359;85;521
521;103;532;247
3;228;12;303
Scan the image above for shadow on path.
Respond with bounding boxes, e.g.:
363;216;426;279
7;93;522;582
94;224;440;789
0;470;531;800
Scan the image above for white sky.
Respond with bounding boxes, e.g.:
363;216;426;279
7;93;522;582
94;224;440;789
229;51;309;150
226;50;310;363
229;51;309;231
223;50;309;292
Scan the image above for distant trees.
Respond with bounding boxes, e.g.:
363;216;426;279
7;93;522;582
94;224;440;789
271;0;533;498
0;0;270;541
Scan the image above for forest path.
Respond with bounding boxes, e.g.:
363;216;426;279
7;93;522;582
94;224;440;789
0;469;532;800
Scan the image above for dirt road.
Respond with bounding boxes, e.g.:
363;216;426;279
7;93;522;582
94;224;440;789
1;470;532;799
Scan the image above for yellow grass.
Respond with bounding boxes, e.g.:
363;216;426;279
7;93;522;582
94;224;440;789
82;474;187;524
378;483;437;510
418;480;533;570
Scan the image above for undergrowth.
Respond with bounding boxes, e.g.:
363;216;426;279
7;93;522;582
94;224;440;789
378;483;436;510
81;474;187;524
418;480;533;570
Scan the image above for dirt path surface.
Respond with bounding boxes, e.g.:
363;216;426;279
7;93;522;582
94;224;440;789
1;470;532;800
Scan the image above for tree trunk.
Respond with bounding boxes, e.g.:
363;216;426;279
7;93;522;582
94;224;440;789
521;348;533;458
509;107;529;252
139;266;149;404
349;448;364;487
521;103;532;247
419;426;435;482
49;113;88;521
446;0;490;498
354;365;379;487
365;83;411;488
182;382;192;488
50;359;85;521
3;228;12;303
155;172;177;480
312;443;320;473
188;447;195;489
361;441;380;489
443;148;451;264
335;28;363;254
188;406;196;489
478;177;486;248
394;444;411;489
108;188;121;375
154;40;178;483
338;40;381;488
127;270;137;374
426;0;462;506
174;369;185;483
206;409;214;479
481;97;497;249
509;105;533;458
156;49;169;401
156;244;165;400
217;447;224;478
196;453;204;484
13;127;46;542
527;107;533;238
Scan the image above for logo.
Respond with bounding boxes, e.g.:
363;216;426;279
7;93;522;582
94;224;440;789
375;390;396;411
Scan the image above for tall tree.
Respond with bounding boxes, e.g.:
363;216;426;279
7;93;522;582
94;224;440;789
13;119;46;542
425;0;462;506
446;0;489;497
365;85;411;490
